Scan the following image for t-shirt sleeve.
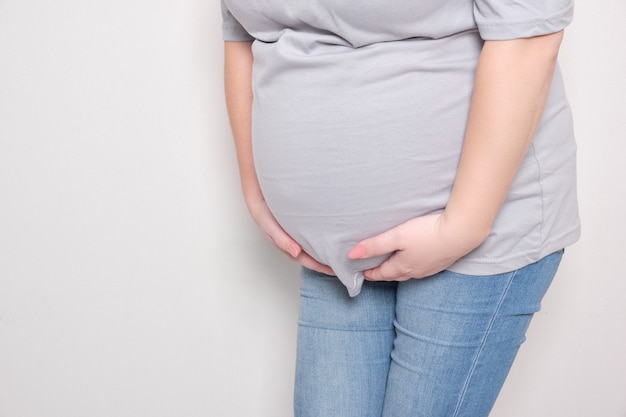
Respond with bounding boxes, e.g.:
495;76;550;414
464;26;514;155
473;0;574;40
221;0;254;41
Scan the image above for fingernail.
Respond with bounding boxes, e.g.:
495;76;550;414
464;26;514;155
348;245;366;259
289;245;299;258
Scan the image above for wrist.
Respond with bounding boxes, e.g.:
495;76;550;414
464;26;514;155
439;208;491;255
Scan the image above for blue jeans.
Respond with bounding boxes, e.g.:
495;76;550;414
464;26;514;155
294;250;563;417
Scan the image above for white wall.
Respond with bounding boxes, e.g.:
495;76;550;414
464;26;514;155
0;1;624;416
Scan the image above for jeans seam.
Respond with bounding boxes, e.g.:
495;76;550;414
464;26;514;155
451;270;517;417
297;322;394;332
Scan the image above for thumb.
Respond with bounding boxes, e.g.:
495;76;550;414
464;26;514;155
348;228;401;260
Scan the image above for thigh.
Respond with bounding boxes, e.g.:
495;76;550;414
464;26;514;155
295;267;397;417
382;251;563;417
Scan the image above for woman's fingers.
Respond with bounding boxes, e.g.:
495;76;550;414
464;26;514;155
264;227;301;258
267;224;334;275
255;201;300;257
363;251;413;281
348;228;402;260
255;200;334;275
296;252;335;276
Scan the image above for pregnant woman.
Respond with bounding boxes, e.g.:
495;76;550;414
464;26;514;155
222;0;580;415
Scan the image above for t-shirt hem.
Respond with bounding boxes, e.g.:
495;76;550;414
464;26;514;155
476;5;574;40
222;22;254;42
448;225;581;276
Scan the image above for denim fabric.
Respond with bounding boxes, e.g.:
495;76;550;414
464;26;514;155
294;250;563;417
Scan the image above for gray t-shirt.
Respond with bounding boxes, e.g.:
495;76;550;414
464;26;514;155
222;0;580;296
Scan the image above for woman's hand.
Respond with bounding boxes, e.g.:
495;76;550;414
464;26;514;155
347;213;485;281
248;196;335;276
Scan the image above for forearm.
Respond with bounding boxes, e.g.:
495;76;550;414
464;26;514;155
443;31;564;251
223;40;263;212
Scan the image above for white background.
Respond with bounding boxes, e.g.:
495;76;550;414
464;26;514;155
0;1;624;416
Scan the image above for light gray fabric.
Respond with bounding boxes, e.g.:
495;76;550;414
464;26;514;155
221;0;580;297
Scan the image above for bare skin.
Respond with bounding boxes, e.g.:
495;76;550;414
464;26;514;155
224;30;564;281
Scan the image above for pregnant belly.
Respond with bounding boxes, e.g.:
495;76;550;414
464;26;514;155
253;92;470;295
251;36;478;295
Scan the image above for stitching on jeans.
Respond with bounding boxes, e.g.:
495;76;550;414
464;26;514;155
297;324;395;332
451;270;518;417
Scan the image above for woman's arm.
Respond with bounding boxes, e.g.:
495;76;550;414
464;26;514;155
349;31;565;281
224;41;262;218
224;41;334;275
